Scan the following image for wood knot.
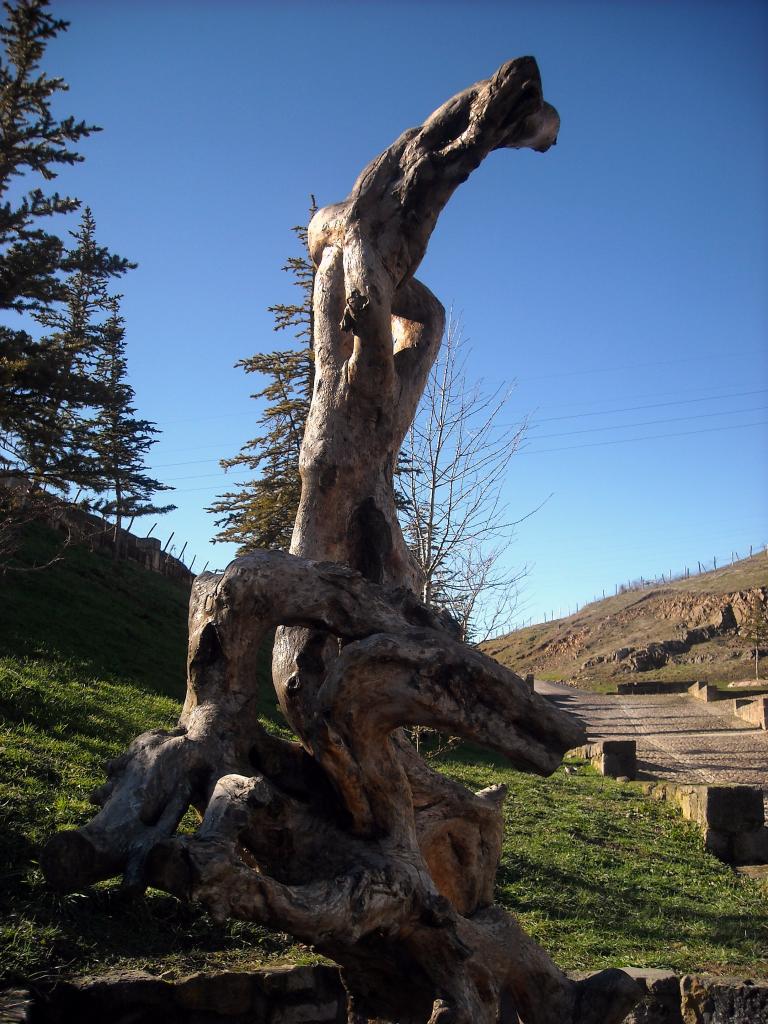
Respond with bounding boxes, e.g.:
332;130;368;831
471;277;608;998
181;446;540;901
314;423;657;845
340;289;369;333
286;674;302;696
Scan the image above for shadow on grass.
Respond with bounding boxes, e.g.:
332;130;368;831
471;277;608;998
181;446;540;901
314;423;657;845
2;525;190;701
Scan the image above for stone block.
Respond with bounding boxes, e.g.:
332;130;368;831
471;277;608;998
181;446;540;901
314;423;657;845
174;971;257;1014
573;740;637;780
734;696;768;729
616;681;690;695
703;828;734;862
680;974;768;1023
600;740;637;780
703;786;764;832
687;680;719;703
269;1001;341;1024
619;968;682;1023
732;827;768;866
0;989;33;1023
669;785;763;833
260;966;323;998
47;971;176;1024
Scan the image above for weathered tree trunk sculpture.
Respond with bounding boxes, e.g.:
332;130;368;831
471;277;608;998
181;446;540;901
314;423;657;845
42;59;641;1024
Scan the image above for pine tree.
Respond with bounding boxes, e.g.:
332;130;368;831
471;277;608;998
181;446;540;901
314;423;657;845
0;0;98;315
14;207;134;493
208;203;315;553
0;0;99;480
88;297;174;555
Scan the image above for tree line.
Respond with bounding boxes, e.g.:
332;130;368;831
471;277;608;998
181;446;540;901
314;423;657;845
0;0;173;565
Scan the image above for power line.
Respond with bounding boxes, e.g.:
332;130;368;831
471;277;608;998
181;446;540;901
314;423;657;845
526;404;768;442
530;388;768;425
175;484;233;494
149;384;766;460
153;457;222;468
521;418;767;455
517;354;755;383
153;402;768;466
156;410;768;477
162;472;228;482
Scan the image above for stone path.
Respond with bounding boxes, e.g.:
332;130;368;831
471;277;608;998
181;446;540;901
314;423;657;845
535;681;768;795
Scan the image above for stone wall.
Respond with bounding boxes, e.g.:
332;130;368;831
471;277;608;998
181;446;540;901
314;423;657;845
3;966;767;1023
641;781;768;866
617;968;768;1024
616;681;693;696
733;695;768;730
60;506;194;585
571;740;768;867
572;739;637;779
687;680;719;703
1;965;347;1024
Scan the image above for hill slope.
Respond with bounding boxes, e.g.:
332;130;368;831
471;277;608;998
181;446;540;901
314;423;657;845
1;528;766;984
0;526;306;985
484;553;768;691
2;523;190;699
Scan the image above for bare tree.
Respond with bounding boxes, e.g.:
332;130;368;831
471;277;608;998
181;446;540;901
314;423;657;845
41;60;640;1024
399;313;527;642
743;591;768;680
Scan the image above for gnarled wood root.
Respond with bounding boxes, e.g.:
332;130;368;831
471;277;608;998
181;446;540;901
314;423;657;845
41;552;640;1023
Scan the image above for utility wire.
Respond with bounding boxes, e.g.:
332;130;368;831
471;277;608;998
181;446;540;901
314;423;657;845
527;405;768;442
164;418;767;485
151;385;767;460
531;388;768;425
521;418;767;455
153;405;768;475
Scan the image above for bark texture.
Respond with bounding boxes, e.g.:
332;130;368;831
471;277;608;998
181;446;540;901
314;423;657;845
42;59;641;1024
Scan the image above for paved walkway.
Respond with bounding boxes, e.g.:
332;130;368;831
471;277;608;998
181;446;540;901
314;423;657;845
535;681;768;794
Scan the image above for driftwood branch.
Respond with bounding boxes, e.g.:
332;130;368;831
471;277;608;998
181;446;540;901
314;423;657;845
42;58;641;1024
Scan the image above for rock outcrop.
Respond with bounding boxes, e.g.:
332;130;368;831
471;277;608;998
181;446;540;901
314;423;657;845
483;561;767;688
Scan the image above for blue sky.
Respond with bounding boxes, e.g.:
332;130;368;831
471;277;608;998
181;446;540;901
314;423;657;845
16;0;768;626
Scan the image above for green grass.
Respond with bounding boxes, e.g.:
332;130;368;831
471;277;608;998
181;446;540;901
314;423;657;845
439;746;767;974
0;527;305;987
2;523;190;700
1;526;766;986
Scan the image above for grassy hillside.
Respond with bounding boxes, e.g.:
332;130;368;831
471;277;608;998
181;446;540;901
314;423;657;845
2;523;190;700
1;528;766;986
0;527;305;986
485;553;768;692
